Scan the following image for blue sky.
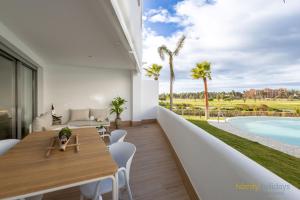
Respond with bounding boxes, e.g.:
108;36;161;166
142;0;300;93
144;0;185;36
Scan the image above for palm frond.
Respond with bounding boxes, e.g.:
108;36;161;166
191;68;200;79
144;64;163;80
158;45;171;60
173;35;186;56
144;68;153;77
191;61;212;80
151;64;163;71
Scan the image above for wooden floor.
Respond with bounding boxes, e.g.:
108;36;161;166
44;123;190;200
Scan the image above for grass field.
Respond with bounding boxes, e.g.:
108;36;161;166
161;98;300;111
186;118;300;188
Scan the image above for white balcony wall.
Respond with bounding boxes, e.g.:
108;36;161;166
157;106;300;200
43;65;131;123
111;0;143;68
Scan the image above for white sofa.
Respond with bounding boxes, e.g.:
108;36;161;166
32;108;110;132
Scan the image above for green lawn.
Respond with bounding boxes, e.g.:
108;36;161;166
162;98;300;111
187;118;300;188
184;115;225;121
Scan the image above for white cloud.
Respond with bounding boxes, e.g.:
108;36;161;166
143;0;300;93
144;8;183;23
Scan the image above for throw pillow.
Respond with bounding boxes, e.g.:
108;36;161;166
90;108;109;122
70;109;90;121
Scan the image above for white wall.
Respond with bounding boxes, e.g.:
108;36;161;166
157;106;300;200
43;65;131;123
112;0;142;67
131;71;142;121
131;72;159;121
141;80;159;119
0;22;45;67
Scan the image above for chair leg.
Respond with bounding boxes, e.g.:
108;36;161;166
92;195;102;200
126;181;133;200
80;194;84;200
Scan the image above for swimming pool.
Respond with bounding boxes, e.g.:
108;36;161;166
227;117;300;147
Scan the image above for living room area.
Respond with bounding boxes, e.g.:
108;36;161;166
33;64;158;135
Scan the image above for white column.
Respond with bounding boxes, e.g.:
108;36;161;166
141;80;159;119
131;70;142;122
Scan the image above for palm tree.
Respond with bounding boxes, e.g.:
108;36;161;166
144;64;162;80
158;35;186;110
191;61;212;120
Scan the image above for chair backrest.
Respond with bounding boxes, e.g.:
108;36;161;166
109;142;136;177
0;139;20;155
109;130;127;144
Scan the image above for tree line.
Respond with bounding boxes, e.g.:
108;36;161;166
159;89;300;101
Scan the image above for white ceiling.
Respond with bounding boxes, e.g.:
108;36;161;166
0;0;135;69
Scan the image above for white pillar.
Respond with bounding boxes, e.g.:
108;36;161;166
131;71;142;123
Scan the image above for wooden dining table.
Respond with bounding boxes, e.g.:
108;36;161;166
0;128;118;200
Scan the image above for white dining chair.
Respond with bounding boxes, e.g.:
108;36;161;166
0;139;20;155
101;129;127;145
80;142;136;200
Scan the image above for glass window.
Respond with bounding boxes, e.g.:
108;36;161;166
0;49;37;140
0;53;16;139
18;64;36;138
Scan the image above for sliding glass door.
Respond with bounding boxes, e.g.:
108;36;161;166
0;53;16;139
18;63;37;138
0;50;37;139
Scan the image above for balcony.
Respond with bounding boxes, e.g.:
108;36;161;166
39;107;300;200
42;122;191;200
0;1;299;200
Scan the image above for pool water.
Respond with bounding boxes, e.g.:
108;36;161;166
227;117;300;147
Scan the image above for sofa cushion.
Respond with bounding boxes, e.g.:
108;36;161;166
32;112;52;132
68;119;110;127
90;108;109;122
70;109;90;121
45;125;67;131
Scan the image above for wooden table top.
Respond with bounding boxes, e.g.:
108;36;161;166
0;128;117;199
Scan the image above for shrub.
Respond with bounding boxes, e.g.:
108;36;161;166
296;108;300;116
257;104;269;111
174;103;192;109
159;101;170;109
235;104;250;111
